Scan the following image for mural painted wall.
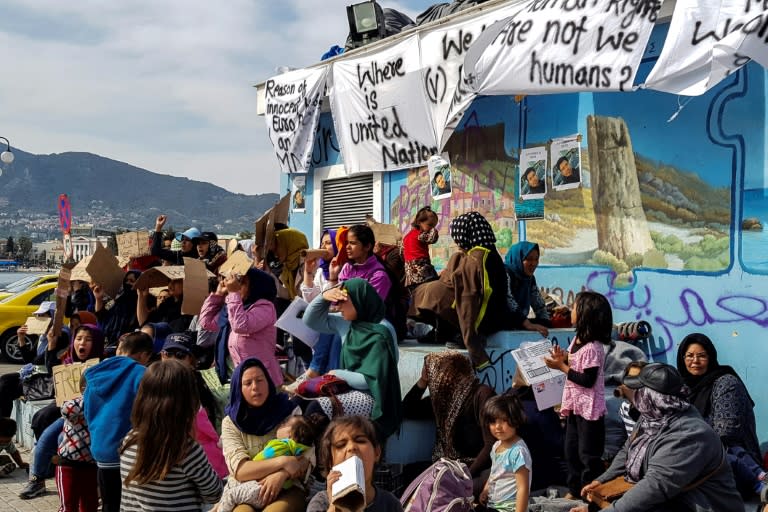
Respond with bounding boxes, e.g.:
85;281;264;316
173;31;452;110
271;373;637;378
384;29;768;443
285;25;768;444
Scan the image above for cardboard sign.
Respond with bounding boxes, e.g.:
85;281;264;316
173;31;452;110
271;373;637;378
116;231;151;258
370;222;402;246
69;256;92;283
254;209;271;260
53;359;100;406
217;250;253;277
182;257;209;316
86;243;125;299
134;265;186;290
275;297;319;348
273;193;290;225
24;316;51;336
331;455;366;512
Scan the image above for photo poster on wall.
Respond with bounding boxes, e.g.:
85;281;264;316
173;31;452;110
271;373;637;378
292;175;306;212
427;153;453;201
519;146;548;200
550;135;582;191
513;159;544;221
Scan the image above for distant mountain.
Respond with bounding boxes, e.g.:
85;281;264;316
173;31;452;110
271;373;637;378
0;148;278;238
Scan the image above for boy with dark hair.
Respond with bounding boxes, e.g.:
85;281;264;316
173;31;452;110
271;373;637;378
0;418;28;476
83;331;152;512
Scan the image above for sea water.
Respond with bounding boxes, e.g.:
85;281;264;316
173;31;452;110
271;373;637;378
741;188;768;273
0;271;30;288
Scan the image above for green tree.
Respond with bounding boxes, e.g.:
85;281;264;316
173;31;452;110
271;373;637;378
5;236;14;256
237;230;253;239
17;236;32;262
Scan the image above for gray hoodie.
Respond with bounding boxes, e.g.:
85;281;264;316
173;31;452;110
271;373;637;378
598;407;743;512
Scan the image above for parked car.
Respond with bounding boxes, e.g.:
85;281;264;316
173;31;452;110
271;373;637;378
0;273;58;301
0;282;58;363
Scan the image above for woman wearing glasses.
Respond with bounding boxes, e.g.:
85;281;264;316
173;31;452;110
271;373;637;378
676;333;766;500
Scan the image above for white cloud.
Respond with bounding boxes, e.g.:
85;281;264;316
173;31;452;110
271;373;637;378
0;0;423;195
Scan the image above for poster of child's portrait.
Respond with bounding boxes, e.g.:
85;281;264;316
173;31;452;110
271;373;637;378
550;135;582;191
428;154;452;200
292;175;306;212
520;146;548;200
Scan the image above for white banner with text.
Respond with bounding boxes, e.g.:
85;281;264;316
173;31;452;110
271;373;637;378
644;0;768;95
462;0;662;96
264;66;329;173
329;35;438;174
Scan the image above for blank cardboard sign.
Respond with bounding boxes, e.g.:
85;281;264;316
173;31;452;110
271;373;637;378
182;257;209;315
86;244;125;298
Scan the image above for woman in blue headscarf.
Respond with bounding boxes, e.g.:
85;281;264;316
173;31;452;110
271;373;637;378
505;241;550;337
220;358;308;511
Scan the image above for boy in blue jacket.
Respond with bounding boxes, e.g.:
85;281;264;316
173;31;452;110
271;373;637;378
83;332;152;512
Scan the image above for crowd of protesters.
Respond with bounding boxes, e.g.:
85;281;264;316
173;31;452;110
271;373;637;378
0;209;765;512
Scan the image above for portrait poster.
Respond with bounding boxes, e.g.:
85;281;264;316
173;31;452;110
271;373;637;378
427;154;453;200
292;175;306;212
519;146;548;200
550;135;582;191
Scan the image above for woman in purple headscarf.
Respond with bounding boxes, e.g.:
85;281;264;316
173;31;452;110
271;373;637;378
220;358;309;512
286;230;341;389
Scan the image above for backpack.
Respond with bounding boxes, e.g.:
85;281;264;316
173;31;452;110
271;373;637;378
400;458;474;512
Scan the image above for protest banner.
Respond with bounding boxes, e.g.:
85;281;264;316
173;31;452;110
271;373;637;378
264;66;329;173
116;231;151;258
52;359;100;406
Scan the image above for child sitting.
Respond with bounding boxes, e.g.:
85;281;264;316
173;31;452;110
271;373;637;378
0;418;27;476
479;394;532;512
217;415;315;512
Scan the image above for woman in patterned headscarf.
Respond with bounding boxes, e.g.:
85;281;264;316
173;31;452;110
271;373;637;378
409;211;512;368
402;351;495;493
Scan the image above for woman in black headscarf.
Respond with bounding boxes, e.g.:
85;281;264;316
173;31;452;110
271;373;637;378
676;333;765;498
409;211;511;368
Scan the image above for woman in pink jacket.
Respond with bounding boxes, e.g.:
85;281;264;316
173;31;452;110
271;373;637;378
199;268;281;385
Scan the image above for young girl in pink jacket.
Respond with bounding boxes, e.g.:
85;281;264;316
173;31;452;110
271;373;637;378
199;268;281;385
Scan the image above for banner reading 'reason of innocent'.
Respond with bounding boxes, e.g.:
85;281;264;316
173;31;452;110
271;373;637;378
264;66;328;173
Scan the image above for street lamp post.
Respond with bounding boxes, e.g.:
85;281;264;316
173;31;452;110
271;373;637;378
0;136;15;164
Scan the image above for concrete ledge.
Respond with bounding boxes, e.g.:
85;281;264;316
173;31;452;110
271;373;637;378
11;398;55;449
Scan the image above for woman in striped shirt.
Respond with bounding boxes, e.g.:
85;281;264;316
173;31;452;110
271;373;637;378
120;359;223;511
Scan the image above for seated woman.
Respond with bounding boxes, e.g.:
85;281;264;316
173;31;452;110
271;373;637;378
504;241;550;337
270;226;309;300
303;278;402;442
409;211;511;368
220;358;310;511
329;224;392;301
676;333;766;498
402;351;495;495
571;363;744;512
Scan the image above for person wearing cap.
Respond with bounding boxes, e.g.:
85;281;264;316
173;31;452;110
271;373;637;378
150;214;199;265
197;231;227;273
0;301;69;418
572;363;743;512
160;331;227;479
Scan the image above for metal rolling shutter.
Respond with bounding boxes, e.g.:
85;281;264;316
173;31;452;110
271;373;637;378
321;174;374;230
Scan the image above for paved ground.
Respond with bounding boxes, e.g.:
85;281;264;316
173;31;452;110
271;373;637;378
0;446;59;512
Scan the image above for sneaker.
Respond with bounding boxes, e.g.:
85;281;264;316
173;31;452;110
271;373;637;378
0;462;15;476
445;334;466;350
19;477;46;499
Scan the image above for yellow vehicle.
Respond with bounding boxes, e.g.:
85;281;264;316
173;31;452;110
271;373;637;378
0;282;58;363
0;273;58;301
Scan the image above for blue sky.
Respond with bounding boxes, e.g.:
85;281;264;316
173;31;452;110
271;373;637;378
0;0;427;195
